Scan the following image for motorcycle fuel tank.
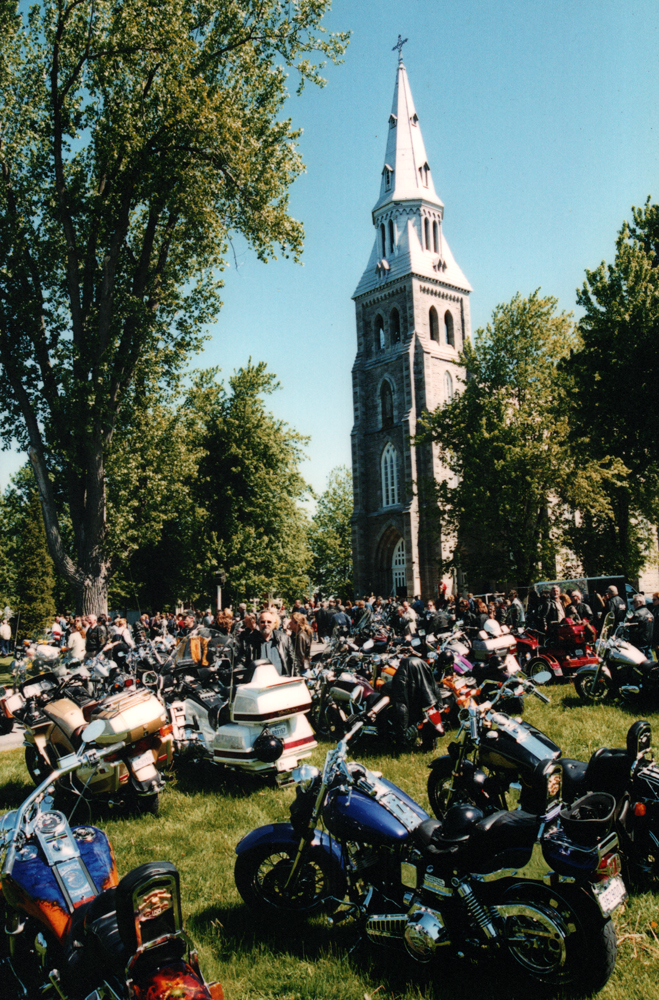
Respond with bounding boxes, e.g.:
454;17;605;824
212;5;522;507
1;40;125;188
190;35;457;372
2;823;118;938
478;712;561;772
323;779;428;845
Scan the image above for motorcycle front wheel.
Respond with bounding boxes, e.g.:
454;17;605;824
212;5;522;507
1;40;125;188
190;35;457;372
234;843;346;918
427;756;491;818
501;882;616;992
574;671;612;704
25;744;57;785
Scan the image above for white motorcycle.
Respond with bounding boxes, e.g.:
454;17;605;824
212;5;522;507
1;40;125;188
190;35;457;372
161;631;317;785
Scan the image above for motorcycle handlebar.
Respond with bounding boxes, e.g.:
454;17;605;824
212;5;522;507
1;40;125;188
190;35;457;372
534;689;551;704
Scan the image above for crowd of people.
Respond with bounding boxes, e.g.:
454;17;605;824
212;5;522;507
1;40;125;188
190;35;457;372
2;581;658;672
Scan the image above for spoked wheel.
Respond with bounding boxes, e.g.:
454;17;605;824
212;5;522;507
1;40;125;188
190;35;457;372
235;843;345;918
501;882;617;992
427;756;485;818
525;658;554;681
574;671;612;704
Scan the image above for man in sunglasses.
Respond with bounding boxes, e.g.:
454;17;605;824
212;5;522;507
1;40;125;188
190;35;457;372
238;608;295;676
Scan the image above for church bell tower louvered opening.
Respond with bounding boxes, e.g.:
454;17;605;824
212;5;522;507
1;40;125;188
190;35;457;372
350;42;473;599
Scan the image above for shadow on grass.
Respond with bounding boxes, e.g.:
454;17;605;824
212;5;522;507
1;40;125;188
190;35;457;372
171;759;271;800
0;778;33;810
189;900;564;1000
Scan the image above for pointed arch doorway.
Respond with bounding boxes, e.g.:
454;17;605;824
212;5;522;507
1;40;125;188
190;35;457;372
375;526;407;597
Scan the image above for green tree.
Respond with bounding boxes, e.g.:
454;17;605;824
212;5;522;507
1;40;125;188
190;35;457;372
417;291;621;588
187;362;312;606
309;466;353;598
565;199;659;577
15;490;57;641
0;0;348;614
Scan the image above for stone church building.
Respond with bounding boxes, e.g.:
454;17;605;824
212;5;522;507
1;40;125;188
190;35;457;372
351;53;472;599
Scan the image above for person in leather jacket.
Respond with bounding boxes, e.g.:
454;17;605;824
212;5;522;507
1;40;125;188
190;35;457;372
237;608;296;676
602;586;627;628
627;594;654;655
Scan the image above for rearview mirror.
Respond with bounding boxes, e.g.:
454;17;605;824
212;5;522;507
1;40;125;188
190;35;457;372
531;671;552;686
81;719;105;744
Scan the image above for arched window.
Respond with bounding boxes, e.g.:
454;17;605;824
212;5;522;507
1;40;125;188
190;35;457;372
392;537;406;592
445;310;455;347
433;220;439;253
381;443;399;508
375;314;385;351
381;380;394;428
380;223;386;258
388;219;395;254
445;371;454;402
390;307;401;345
424;217;430;250
429;306;439;342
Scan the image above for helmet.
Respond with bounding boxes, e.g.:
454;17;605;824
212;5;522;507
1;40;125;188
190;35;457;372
483;618;502;638
253;728;284;763
440;803;483;842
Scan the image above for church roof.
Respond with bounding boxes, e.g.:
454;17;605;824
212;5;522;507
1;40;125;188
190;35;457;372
372;59;444;213
353;58;472;300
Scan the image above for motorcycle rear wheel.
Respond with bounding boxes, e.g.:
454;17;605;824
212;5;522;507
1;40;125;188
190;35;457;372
235;843;345;918
574;671;612;704
525;657;554;681
502;882;616;992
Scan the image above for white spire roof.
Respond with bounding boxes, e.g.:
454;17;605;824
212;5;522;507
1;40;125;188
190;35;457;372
353;57;471;299
373;59;444;214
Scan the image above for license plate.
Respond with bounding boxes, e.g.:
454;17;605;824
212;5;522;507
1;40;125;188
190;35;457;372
129;750;155;772
269;724;288;738
593;875;627;915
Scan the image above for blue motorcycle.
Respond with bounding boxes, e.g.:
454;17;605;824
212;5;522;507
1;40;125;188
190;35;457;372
235;699;625;994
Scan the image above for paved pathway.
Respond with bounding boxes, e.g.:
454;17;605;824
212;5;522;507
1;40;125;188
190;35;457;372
0;724;24;752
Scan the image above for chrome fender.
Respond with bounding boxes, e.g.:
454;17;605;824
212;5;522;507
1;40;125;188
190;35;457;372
235;821;345;871
575;664;611;680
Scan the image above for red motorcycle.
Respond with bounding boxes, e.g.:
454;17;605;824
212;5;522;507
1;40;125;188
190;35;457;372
516;619;599;682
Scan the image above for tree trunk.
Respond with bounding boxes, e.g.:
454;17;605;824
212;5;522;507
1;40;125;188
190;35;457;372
76;561;111;617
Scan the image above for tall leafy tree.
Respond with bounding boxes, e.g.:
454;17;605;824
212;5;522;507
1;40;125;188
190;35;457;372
188;362;312;606
309;466;353;598
0;0;348;613
417;291;621;589
566;199;659;577
15;490;57;641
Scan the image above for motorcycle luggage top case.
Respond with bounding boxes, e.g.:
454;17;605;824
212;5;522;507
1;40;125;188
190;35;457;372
471;633;517;661
231;662;311;724
92;689;167;744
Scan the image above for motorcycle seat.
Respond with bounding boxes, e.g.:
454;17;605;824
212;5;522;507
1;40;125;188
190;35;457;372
413;817;444;849
63;887;127;975
560;758;589;800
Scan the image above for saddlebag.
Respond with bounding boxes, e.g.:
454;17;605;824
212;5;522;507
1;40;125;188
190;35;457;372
92;689;168;744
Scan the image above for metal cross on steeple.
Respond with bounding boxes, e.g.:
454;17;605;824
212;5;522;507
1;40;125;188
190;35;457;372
392;34;408;62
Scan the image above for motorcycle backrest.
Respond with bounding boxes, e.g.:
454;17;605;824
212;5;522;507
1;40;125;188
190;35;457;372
115;861;183;954
627;720;652;759
534;759;562;814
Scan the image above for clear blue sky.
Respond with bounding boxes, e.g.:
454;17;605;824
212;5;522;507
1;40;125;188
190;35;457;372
2;0;658;496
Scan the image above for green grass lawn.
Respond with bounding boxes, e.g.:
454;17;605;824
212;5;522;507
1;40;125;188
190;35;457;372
1;687;658;999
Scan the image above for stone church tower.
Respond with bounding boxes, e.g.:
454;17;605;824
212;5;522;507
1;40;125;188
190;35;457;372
351;51;472;599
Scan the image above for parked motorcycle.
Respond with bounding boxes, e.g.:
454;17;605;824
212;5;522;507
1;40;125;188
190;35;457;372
234;698;623;993
427;672;557;818
162;635;317;784
518;620;599;683
574;612;656;704
0;719;222;1000
6;670;172;814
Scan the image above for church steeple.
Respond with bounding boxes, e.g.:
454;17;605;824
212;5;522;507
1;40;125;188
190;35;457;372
353;56;471;300
373;57;444;215
350;46;473;601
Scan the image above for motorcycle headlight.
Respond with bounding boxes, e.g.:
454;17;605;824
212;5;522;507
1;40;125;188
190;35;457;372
292;764;320;791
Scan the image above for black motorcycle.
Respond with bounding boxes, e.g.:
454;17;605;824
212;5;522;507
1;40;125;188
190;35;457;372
234;698;624;994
